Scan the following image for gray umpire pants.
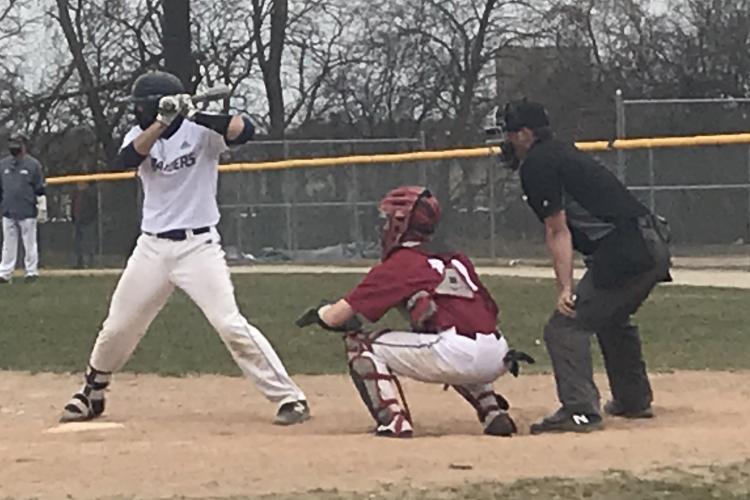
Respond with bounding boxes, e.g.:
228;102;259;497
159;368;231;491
544;222;671;415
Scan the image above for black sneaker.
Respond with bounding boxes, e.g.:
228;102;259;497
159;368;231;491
530;408;603;435
24;275;38;284
273;400;310;426
603;400;654;419
0;277;9;284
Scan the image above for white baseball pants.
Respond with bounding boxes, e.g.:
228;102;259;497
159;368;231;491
0;217;39;280
371;328;510;386
89;228;306;406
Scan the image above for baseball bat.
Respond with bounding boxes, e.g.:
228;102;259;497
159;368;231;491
191;84;232;103
120;84;232;104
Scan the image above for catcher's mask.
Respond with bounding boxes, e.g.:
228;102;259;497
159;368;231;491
485;99;550;170
128;71;185;129
378;186;441;260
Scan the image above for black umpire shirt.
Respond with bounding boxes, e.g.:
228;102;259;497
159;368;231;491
520;137;653;287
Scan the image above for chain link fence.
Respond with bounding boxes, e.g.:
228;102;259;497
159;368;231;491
13;123;750;269
615;93;750;254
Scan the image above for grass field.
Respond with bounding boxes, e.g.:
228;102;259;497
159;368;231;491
252;460;750;500
0;273;748;375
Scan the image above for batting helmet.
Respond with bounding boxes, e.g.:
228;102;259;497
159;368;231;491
378;186;441;259
129;71;185;129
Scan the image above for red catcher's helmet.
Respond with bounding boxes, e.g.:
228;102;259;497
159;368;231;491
378;186;441;259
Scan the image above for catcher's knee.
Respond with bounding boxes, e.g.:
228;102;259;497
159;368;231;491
343;329;386;358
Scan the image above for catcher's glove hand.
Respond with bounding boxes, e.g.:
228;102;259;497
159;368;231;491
295;300;363;333
503;349;535;377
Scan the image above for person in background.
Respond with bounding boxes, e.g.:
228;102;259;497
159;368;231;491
0;132;47;283
71;181;97;268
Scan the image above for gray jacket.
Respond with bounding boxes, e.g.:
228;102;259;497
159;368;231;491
0;154;46;220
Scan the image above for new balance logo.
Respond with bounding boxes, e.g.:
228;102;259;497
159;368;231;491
180;140;191;150
572;414;590;425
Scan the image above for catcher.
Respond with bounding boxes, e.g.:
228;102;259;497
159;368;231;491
296;186;533;438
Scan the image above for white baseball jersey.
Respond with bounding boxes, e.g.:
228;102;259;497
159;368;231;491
120;121;228;233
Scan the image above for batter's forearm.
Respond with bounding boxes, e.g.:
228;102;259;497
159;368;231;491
132;122;167;156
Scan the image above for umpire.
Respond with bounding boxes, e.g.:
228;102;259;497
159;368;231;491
492;99;671;434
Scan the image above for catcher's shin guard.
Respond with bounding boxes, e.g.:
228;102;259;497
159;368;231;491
452;385;517;436
60;365;111;423
345;332;412;437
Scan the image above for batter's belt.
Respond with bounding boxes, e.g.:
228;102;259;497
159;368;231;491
143;226;211;241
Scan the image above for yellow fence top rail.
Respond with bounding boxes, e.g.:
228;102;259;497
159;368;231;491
46;131;750;185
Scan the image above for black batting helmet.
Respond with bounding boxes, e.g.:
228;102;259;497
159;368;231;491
128;71;184;129
129;71;185;103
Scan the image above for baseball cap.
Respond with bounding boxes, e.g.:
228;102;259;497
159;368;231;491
8;132;29;147
501;99;550;132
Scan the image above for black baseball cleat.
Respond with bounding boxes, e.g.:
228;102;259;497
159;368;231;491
484;412;517;437
530;408;603;435
24;275;38;284
0;277;10;284
603;400;654;419
274;400;311;425
59;392;105;423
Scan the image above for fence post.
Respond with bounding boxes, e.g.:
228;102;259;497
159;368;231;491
648;148;656;212
283;139;294;252
96;178;103;266
488;157;496;260
615;89;627;184
747;145;750;243
351;163;362;249
418;131;428;186
235;171;243;256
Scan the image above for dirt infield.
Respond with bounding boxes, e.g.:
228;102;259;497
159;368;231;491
1;371;749;499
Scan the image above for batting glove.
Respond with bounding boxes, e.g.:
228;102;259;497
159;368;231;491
156;94;196;126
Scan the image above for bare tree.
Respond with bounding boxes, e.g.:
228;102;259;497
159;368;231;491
52;0;162;160
191;0;258;114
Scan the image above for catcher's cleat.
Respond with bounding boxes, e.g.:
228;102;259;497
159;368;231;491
375;413;413;438
60;392;105;423
603;400;654;419
274;400;310;426
483;411;517;437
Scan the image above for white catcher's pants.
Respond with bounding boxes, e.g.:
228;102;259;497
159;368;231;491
371;328;510;386
89;228;305;406
0;217;39;280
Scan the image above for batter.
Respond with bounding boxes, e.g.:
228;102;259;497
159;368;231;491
60;71;309;426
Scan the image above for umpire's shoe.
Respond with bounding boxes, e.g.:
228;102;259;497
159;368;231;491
60;392;105;423
603;399;654;419
274;400;310;426
530;407;603;435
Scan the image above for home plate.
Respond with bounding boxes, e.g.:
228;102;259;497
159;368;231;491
45;422;125;434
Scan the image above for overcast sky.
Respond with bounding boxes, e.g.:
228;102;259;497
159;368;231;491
12;0;676;93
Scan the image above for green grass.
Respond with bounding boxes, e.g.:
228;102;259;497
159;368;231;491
168;460;750;500
0;273;749;375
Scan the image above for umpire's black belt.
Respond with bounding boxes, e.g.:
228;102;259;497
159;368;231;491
143;226;211;241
